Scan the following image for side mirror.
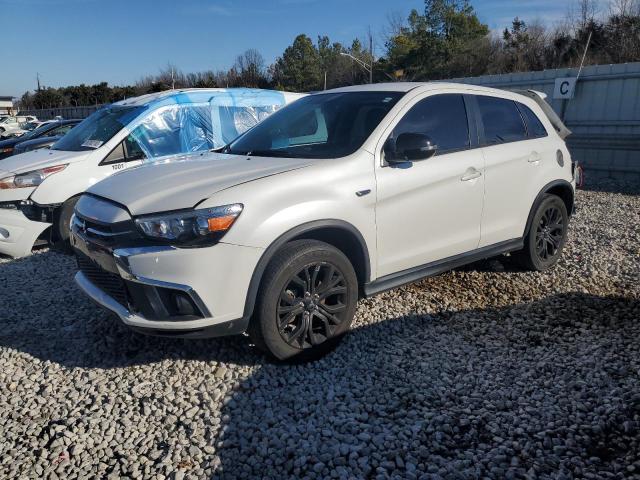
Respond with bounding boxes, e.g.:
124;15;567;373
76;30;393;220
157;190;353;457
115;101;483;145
391;133;437;162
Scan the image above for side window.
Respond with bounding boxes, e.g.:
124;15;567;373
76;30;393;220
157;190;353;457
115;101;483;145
477;96;527;145
517;103;548;138
47;125;72;137
387;94;470;156
101;135;146;165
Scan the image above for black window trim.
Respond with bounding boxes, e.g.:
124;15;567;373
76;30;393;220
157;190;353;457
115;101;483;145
100;137;146;166
515;101;549;139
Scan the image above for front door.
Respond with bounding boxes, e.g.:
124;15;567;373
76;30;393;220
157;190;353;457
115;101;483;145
375;93;485;277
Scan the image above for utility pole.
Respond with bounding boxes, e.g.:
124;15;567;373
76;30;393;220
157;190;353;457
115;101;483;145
368;27;373;84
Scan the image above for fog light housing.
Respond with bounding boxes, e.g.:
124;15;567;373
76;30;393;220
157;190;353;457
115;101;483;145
172;292;198;316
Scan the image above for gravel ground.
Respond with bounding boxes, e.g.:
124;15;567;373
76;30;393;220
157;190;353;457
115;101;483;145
0;184;639;480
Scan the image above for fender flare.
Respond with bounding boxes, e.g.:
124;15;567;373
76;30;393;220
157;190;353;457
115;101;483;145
523;179;574;238
241;219;371;321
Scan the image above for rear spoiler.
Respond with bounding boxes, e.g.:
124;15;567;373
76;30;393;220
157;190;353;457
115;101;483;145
513;89;572;140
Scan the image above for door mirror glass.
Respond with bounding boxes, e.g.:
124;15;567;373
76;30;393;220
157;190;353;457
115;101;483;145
390;133;437;162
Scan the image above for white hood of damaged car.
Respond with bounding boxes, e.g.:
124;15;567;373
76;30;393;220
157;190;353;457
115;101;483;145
88;152;314;215
0;148;88;175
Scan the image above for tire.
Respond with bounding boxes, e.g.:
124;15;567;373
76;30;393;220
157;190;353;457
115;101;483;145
249;239;358;361
513;194;568;271
52;196;79;251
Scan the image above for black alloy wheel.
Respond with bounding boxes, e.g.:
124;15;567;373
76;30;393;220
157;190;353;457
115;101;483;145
513;193;569;271
277;262;349;349
535;205;564;261
250;239;358;361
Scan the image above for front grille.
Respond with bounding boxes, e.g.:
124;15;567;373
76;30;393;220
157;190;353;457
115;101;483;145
76;253;129;308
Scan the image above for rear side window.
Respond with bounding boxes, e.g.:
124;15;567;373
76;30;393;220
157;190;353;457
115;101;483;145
389;94;470;154
517;103;548;138
477;96;527;145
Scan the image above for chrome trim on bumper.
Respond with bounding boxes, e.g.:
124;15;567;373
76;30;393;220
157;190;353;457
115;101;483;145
75;271;247;337
112;246;212;318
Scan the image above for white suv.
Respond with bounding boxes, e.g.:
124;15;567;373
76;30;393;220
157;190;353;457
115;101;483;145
71;83;576;360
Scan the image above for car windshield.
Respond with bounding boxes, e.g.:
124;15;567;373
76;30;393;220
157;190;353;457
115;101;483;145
224;91;403;159
52;106;145;152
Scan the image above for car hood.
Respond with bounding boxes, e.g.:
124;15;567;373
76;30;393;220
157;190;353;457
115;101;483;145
88;152;315;215
0;148;88;175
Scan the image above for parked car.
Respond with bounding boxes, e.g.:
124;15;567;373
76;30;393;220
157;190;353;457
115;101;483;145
0;115;38;136
0;120;80;159
0;88;303;258
13;120;80;155
69;83;577;360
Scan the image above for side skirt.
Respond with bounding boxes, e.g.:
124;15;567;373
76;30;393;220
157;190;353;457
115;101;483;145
363;238;524;297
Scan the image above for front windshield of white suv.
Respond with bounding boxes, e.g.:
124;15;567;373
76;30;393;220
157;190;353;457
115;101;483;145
224;92;403;159
52;106;146;152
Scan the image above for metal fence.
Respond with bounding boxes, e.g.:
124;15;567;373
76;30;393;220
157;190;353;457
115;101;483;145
454;62;640;181
19;105;103;120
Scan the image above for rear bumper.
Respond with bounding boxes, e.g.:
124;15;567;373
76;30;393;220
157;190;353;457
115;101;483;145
0;208;50;258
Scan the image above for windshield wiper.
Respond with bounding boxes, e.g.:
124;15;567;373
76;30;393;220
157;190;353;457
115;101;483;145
235;150;295;158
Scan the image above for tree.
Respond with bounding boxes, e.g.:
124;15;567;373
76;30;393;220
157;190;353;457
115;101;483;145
384;1;489;80
234;49;269;87
272;34;322;91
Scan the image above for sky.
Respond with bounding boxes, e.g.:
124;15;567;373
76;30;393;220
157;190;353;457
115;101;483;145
1;0;594;97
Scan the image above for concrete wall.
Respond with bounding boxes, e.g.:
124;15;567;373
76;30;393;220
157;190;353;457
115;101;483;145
453;62;640;182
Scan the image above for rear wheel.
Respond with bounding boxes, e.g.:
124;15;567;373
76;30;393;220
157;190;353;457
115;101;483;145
249;240;358;361
513;194;568;271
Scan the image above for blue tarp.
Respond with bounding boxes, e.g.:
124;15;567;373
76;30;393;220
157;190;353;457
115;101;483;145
127;89;289;160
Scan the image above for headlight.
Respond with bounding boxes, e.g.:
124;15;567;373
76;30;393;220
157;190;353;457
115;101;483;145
135;204;243;246
0;164;67;190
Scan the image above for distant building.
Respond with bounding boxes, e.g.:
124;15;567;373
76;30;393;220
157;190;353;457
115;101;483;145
0;96;15;115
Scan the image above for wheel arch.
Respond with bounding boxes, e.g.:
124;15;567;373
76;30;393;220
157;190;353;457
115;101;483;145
523;179;574;238
242;220;371;321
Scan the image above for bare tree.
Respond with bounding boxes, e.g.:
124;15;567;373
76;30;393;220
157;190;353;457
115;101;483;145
234;49;267;87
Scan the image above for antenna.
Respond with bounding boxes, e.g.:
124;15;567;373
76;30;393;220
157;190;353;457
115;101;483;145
576;30;593;81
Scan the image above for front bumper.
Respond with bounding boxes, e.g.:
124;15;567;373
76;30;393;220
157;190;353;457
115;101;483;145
71;229;263;338
0;208;50;258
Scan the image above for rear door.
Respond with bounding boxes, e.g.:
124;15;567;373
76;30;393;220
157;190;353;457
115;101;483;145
474;95;554;247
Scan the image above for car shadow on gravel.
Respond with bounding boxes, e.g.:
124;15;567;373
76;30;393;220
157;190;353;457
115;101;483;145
211;292;640;479
1;253;640;478
0;250;259;369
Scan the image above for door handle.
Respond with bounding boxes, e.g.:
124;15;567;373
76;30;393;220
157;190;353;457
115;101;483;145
460;168;482;182
528;152;542;163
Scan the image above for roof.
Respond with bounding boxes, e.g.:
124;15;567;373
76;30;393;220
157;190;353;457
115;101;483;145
113;88;302;108
321;82;520;97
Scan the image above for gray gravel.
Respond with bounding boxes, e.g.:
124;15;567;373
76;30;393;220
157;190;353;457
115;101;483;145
0;184;639;479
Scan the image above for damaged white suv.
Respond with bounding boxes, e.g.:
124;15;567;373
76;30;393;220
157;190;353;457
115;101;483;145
72;83;576;360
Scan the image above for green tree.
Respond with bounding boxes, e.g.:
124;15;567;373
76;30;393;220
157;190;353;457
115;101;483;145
272;34;322;91
385;1;489;79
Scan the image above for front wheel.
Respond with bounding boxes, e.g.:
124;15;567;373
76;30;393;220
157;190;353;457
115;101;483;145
513;194;568;271
249;240;358;361
52;196;79;251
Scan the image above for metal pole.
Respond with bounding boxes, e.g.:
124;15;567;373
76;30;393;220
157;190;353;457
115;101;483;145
576;31;593;82
369;34;373;84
